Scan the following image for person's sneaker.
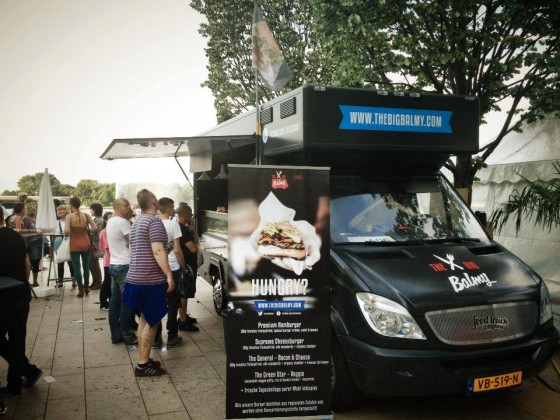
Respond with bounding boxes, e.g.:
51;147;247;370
186;314;197;323
166;336;183;348
148;358;162;368
178;321;199;332
22;366;43;388
134;362;166;377
0;386;21;398
152;337;163;349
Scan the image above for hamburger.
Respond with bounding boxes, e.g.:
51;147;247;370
257;222;306;260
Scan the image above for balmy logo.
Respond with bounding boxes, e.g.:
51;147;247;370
271;171;289;190
448;272;497;293
429;253;497;293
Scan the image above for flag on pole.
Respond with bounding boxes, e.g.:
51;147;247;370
252;3;292;91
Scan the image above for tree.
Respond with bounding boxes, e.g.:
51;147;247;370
16;172;73;197
74;180;115;207
190;0;334;122
490;161;560;234
192;0;560;201
57;184;76;197
18;173;54;196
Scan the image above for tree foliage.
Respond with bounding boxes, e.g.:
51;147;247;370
490;161;560;234
190;0;333;122
7;173;115;207
313;0;560;191
4;174;195;208
74;180;116;207
15;172;76;197
192;0;560;198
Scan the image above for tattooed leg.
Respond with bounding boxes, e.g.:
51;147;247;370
138;315;158;364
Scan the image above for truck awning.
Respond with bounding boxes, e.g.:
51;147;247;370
100;135;256;172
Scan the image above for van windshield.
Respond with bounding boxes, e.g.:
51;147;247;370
330;175;488;244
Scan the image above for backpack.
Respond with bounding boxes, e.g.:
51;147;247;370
4;213;13;227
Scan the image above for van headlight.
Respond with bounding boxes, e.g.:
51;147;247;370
539;281;553;325
356;293;426;340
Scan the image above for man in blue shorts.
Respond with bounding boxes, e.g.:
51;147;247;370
123;189;174;377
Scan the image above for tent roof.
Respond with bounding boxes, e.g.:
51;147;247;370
476;117;560;185
485;117;560;165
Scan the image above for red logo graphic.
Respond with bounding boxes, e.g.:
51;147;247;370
271;171;289;190
462;261;480;270
428;254;481;272
429;263;447;272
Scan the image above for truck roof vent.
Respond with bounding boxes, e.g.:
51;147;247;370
260;107;273;126
280;97;296;119
355;250;412;260
468;245;502;256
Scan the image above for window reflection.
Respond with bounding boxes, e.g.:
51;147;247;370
330;175;487;244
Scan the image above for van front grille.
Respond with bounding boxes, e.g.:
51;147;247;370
425;302;537;345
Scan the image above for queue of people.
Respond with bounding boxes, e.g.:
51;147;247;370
0;189;203;396
113;191;203;376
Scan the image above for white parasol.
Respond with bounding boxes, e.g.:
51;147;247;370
36;168;58;233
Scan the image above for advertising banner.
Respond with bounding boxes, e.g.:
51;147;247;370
225;165;331;420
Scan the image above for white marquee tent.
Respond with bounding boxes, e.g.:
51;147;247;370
472;117;560;322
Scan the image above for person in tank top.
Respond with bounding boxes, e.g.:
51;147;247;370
65;196;97;298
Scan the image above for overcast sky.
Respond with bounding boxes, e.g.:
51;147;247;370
0;0;216;192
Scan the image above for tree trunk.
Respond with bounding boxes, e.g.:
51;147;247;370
453;153;475;206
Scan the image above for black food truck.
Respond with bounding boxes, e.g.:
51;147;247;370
101;85;557;409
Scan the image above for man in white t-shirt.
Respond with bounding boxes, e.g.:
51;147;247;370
153;197;185;348
106;198;136;345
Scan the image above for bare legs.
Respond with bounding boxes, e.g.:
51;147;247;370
137;315;158;365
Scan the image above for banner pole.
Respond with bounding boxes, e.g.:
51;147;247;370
255;68;261;165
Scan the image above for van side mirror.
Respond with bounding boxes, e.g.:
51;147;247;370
474;211;486;226
475;211;493;239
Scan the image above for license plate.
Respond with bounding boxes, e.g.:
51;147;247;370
468;371;522;393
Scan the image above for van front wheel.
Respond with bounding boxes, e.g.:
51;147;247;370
212;274;227;315
331;334;362;410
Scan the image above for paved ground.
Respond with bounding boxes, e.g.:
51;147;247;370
1;270;559;419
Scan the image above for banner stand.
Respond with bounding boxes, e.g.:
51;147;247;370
224;165;332;420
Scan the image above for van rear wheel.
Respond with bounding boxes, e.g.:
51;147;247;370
331;334;362;410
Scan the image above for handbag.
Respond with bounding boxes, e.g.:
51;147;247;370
56;237;71;263
54;220;64;251
178;266;196;299
54;236;63;252
91;245;105;259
